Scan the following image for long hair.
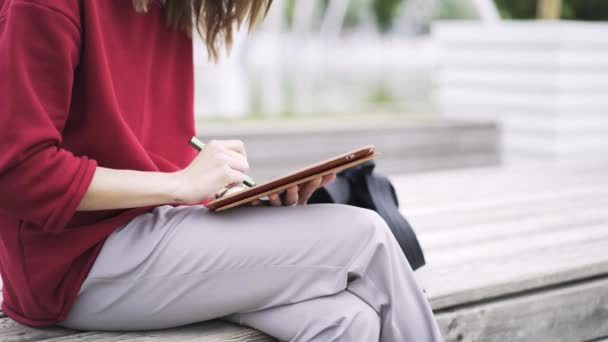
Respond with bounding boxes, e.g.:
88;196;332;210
133;0;273;61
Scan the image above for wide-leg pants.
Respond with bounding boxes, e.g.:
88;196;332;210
59;203;443;342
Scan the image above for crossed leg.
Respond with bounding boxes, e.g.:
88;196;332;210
223;290;380;342
59;204;443;341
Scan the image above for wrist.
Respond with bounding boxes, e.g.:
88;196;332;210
164;171;188;204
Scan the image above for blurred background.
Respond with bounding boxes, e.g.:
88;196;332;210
194;4;608;340
193;0;608;181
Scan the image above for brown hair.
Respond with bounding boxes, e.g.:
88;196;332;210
133;0;273;61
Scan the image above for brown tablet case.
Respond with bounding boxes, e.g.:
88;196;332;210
206;145;379;212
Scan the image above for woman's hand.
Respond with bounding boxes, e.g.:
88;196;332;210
172;140;250;205
251;173;337;207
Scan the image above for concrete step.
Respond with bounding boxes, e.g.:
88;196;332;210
196;115;500;181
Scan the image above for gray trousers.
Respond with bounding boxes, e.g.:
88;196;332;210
59;204;443;342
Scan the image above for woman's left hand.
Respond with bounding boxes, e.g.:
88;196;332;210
251;173;336;207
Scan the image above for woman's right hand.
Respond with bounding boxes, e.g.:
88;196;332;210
171;140;250;205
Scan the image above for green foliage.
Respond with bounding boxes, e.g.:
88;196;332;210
321;0;365;28
434;0;480;20
344;0;366;28
494;0;536;19
568;0;608;20
372;0;404;32
284;0;296;27
495;0;608;20
284;0;405;32
369;84;394;105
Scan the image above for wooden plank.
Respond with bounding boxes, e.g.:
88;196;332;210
402;185;608;222
0;162;605;341
399;170;608;206
0;320;276;342
0;318;80;342
199;118;499;181
419;238;608;310
392;160;608;197
0;280;273;342
405;185;608;226
392;162;608;311
399;185;608;216
36;320;276;342
435;276;608;342
422;212;608;265
393;165;608;211
407;190;608;233
415;198;608;249
400;164;608;208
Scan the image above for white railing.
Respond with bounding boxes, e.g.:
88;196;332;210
433;20;608;163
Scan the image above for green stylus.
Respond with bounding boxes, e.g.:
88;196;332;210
188;136;257;188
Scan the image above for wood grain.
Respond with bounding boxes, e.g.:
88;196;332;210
418;238;608;310
199;118;500;181
0;318;80;342
436;277;608;342
2;161;607;341
36;321;276;342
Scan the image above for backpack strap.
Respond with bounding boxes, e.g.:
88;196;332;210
365;172;426;270
309;175;352;204
308;161;426;270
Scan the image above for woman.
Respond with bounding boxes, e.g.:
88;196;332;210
0;0;443;341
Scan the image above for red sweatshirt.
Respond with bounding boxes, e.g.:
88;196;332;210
0;0;199;326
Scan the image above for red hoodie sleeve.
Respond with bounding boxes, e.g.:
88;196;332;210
0;1;98;234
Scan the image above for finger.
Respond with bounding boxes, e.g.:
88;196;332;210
222;148;250;165
220;152;250;173
215;140;247;158
251;199;264;207
268;193;282;207
320;173;336;186
284;186;299;206
223;168;247;187
298;177;323;205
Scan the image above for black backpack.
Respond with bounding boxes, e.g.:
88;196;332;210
309;160;426;271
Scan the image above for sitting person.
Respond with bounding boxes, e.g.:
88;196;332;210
0;0;443;341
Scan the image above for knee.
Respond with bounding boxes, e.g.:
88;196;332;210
352;305;381;338
340;305;381;342
347;207;391;242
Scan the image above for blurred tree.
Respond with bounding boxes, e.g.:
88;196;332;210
538;0;562;19
284;0;296;27
567;0;608;20
495;0;608;20
321;0;364;29
284;0;406;33
494;0;536;19
372;0;404;32
433;0;480;20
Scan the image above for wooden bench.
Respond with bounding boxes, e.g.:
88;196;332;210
198;116;500;181
2;161;608;341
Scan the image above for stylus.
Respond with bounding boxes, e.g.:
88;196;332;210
188;136;257;188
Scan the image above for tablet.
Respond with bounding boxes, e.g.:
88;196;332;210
206;145;379;212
